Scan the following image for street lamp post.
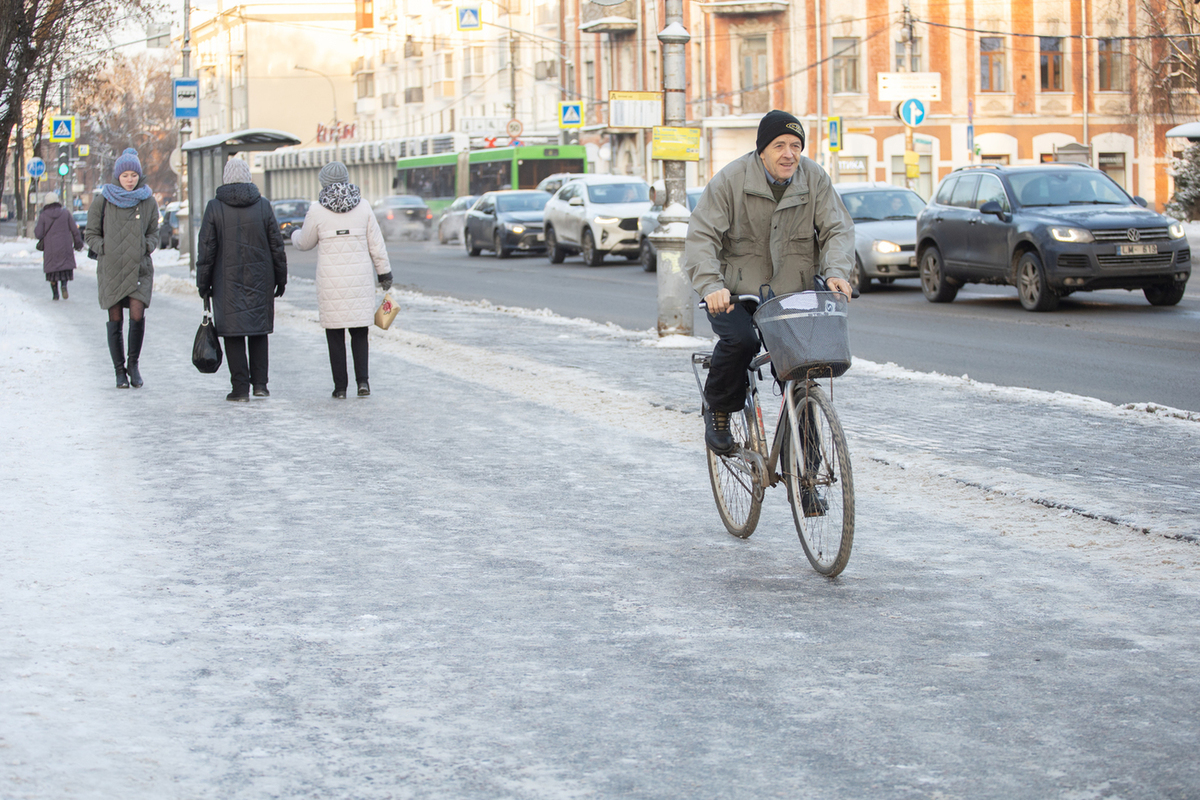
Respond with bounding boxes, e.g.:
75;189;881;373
648;4;693;336
295;65;340;160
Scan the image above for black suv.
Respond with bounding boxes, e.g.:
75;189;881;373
916;163;1190;311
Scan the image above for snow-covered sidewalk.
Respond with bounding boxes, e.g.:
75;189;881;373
2;244;1200;798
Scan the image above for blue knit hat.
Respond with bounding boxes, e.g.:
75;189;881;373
113;147;143;178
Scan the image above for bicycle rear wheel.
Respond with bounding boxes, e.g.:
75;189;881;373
783;383;854;576
706;406;764;539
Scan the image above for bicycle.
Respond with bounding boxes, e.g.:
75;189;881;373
692;291;855;576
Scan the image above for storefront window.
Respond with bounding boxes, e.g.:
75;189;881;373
1098;152;1126;190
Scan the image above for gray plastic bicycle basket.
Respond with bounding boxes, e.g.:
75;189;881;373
753;291;852;380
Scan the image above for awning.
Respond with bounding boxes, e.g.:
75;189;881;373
182;129;302;153
1165;121;1200;143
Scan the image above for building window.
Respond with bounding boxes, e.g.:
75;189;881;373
740;35;768;113
890;154;933;199
1040;37;1063;91
1097;38;1126;91
832;38;859;93
357;72;374;98
980;37;1005;92
1098;152;1126;189
894;38;921;72
1169;39;1196;91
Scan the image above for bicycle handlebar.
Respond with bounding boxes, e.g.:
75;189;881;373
698;294;761;309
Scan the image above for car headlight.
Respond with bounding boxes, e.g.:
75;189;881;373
1169;221;1186;239
1049;226;1095;243
873;240;901;254
508;224;525;235
593;216;619;225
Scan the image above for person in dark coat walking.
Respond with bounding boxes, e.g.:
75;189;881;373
84;147;159;389
34;192;83;300
195;157;288;401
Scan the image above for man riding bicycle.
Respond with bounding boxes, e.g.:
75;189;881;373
683;110;855;455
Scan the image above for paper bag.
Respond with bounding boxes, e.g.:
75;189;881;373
374;293;400;330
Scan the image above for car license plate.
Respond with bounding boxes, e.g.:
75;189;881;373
536;233;545;241
1117;244;1157;256
909;255;918;267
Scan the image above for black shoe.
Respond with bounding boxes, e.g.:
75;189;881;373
126;359;143;388
704;409;735;455
115;368;130;389
801;488;828;518
332;388;347;399
356;380;370;397
226;391;250;402
252;386;270;397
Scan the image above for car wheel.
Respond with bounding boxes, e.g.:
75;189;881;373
546;227;566;264
641;238;657;273
1017;251;1058;312
1143;281;1186;306
493;231;510;259
581;228;604;267
853;255;872;293
919;245;958;303
465;229;481;257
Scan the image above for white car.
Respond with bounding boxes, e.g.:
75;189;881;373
542;175;652;266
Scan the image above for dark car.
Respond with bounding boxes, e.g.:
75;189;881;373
271;199;310;242
638;184;703;272
373;195;433;240
464;190;552;258
436;195;478;244
916;163;1191;310
159;207;180;249
833;182;926;292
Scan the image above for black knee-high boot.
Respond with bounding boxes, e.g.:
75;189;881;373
127;319;145;388
51;282;60;300
107;321;129;388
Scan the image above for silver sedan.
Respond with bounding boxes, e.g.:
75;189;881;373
833;182;926;292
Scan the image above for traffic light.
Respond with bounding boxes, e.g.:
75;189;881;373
56;145;69;177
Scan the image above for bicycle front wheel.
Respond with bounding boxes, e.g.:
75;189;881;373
706;407;764;539
783;383;854;576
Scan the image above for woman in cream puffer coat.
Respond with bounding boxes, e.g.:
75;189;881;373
292;161;392;398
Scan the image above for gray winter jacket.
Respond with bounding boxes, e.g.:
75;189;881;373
683;151;854;300
84;187;159;309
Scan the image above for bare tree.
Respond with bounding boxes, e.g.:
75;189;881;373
72;51;178;203
0;0;155;221
1133;0;1200;119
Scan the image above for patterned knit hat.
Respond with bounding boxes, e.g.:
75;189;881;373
223;157;253;184
318;161;349;187
113;147;143;178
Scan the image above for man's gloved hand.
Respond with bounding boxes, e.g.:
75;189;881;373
378;271;393;292
274;284;286;298
198;286;212;300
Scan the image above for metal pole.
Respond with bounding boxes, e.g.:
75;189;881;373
1081;0;1089;158
903;3;916;191
649;4;693;336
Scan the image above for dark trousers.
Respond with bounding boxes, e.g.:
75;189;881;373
225;335;269;393
704;303;761;413
326;327;368;390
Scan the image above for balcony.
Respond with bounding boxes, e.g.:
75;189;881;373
579;0;637;33
405;86;424;103
698;0;788;13
404;38;423;58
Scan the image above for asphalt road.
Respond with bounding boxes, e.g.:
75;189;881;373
285;236;1200;412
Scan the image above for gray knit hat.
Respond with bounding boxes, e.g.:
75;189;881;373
223;157;253;184
318;161;349;187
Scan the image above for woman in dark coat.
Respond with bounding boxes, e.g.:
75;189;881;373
195;157;288;401
34;191;83;300
84;147;159;389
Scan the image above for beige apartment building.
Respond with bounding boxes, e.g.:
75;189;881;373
193;0;1197;208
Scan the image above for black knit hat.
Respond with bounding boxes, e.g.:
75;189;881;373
756;110;805;154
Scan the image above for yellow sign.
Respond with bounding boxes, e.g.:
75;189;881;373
903;150;920;166
609;91;663;128
49;116;77;143
77;144;90;157
558;102;584;129
906;164;921;179
651;126;700;161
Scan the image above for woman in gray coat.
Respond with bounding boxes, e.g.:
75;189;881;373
34;191;83;300
84;147;159;389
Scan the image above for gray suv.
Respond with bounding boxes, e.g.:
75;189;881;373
915;163;1191;310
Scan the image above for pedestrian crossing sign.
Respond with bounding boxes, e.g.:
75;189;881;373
558;102;583;129
456;5;482;31
49;116;77;143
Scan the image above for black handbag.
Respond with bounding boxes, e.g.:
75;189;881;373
192;298;223;374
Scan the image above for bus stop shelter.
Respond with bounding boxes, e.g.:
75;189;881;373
182;128;301;272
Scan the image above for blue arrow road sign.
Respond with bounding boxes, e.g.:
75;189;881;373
27;157;45;178
900;98;926;127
